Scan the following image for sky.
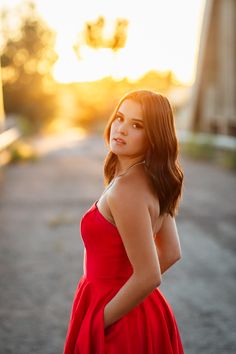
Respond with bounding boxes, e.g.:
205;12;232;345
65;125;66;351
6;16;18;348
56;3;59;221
0;0;206;84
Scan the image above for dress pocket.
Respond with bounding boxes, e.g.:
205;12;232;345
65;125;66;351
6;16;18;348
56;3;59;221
104;318;123;340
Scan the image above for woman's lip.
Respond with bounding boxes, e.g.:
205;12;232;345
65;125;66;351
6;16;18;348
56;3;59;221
113;138;126;144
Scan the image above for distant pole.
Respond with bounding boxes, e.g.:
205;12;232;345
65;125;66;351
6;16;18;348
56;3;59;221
189;0;213;132
189;0;236;137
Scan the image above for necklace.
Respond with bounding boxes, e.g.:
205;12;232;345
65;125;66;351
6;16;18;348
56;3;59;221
113;159;146;179
100;160;146;198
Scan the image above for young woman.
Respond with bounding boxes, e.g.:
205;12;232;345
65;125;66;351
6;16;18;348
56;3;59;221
63;89;184;353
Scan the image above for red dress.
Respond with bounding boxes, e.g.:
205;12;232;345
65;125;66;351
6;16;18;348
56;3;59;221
63;200;184;354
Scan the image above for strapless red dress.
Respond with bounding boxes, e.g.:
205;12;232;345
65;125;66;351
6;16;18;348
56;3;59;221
63;200;184;354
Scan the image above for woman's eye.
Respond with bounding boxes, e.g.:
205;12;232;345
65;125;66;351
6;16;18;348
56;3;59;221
132;123;142;129
114;115;143;129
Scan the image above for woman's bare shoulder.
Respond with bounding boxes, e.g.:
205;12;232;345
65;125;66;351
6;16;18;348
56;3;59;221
107;168;155;210
106;169;162;235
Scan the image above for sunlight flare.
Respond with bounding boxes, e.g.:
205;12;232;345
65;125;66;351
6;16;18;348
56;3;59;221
1;0;206;84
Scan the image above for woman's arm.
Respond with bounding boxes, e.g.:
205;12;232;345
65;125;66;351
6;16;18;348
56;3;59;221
104;178;161;329
154;215;182;275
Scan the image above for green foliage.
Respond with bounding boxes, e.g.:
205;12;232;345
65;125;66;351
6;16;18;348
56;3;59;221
1;1;58;134
180;133;216;160
215;150;236;170
180;134;236;170
7;139;39;163
16;115;36;136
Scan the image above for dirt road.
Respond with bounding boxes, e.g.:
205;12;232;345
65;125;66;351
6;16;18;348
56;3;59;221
0;133;235;353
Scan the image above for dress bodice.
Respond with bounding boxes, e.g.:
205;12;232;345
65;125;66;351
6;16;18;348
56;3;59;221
80;201;133;281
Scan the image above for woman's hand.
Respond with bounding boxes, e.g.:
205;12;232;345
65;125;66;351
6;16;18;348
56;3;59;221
104;306;110;329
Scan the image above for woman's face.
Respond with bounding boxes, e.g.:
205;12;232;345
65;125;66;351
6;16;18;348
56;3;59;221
109;99;148;159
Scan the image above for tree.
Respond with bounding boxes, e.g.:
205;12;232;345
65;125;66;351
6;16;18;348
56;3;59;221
1;1;58;134
73;16;128;57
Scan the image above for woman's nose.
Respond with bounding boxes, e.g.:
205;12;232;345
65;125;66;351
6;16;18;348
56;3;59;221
117;121;128;135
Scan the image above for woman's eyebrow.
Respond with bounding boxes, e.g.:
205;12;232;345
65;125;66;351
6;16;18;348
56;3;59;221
117;111;143;122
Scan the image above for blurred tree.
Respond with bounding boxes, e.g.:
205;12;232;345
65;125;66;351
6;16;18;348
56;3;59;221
74;16;128;57
83;16;106;49
109;18;129;52
0;1;58;135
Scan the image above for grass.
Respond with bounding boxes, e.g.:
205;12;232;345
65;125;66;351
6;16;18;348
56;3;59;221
180;133;236;171
7;139;39;164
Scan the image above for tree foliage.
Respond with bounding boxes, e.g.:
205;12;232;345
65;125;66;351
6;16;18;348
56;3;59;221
1;1;58;134
74;16;128;57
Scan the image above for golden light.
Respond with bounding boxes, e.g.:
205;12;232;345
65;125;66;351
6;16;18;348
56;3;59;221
1;0;206;85
54;45;116;83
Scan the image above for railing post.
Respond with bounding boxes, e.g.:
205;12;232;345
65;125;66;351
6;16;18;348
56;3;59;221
0;61;4;133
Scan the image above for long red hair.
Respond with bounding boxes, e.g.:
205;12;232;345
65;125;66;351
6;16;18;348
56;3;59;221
103;89;184;217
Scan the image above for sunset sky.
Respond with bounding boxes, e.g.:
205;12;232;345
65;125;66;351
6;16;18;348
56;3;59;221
1;0;206;84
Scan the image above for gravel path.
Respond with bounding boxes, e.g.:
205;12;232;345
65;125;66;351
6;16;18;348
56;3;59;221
0;133;235;354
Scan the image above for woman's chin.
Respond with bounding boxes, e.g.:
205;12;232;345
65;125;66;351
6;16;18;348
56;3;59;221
110;143;126;154
110;148;123;156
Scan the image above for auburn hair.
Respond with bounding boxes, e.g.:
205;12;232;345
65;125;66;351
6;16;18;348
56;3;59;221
103;89;184;217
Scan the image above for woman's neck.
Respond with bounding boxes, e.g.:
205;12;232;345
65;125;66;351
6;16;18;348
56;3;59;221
115;157;146;177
